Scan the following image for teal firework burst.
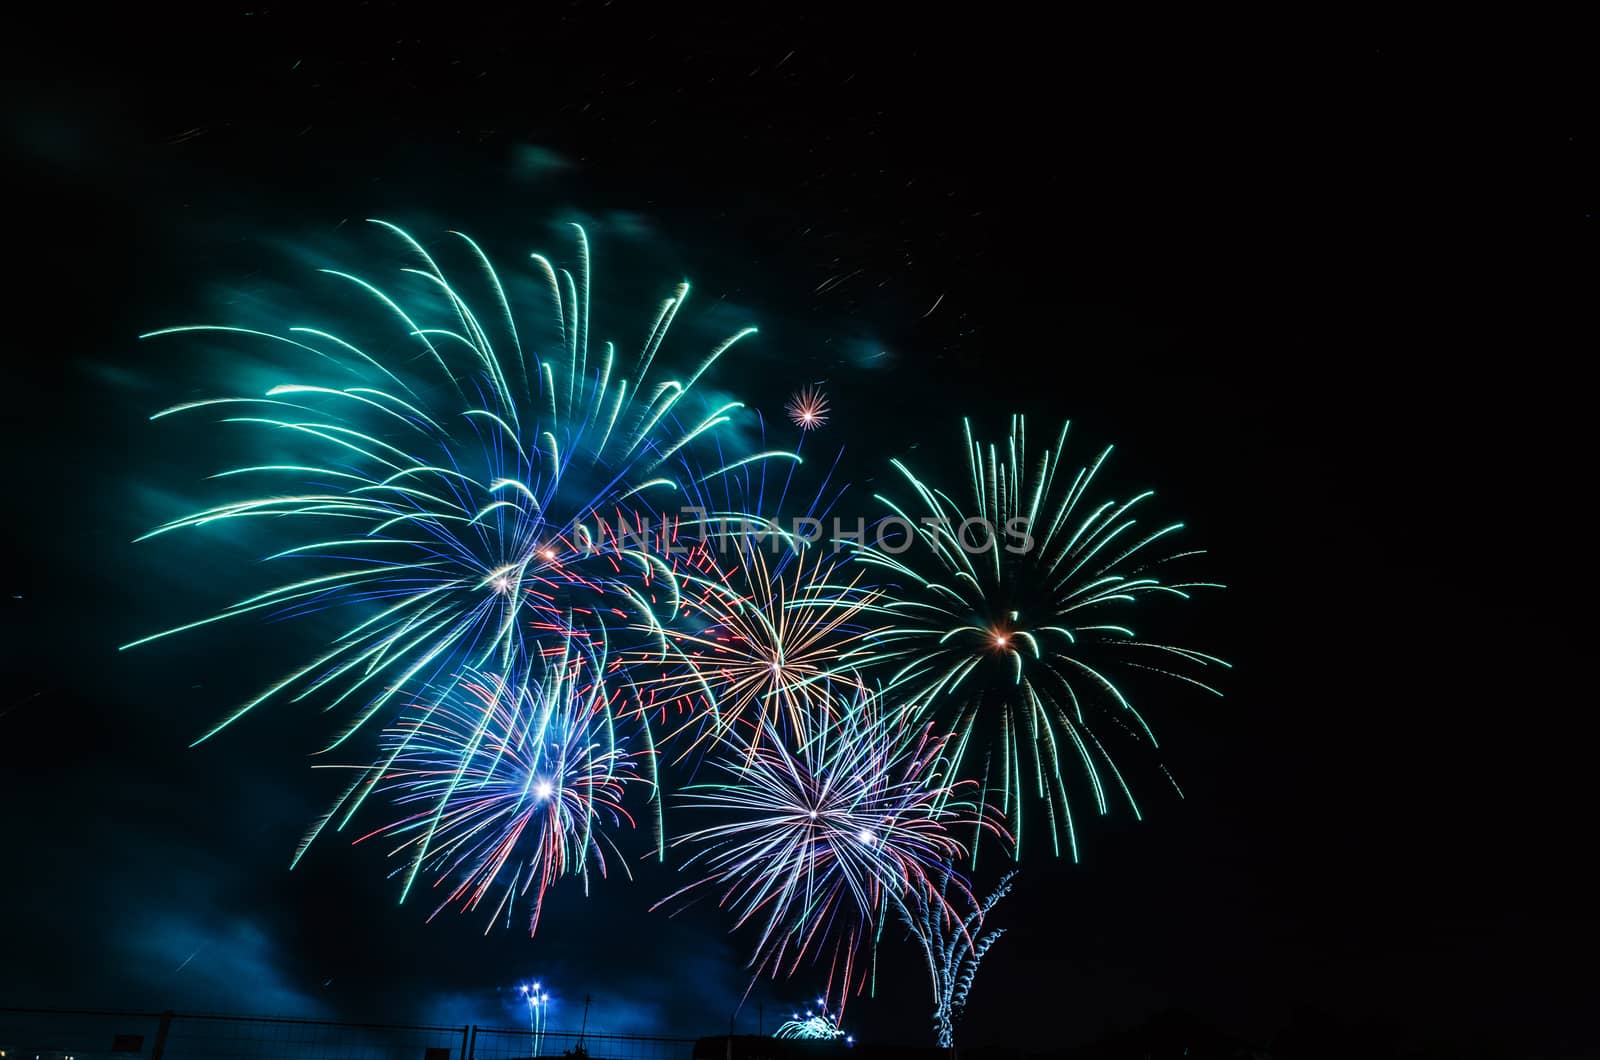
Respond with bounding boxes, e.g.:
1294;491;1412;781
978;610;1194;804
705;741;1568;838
124;222;784;755
852;415;1228;860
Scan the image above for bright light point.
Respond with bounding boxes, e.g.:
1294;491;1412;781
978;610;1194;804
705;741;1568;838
491;575;511;593
857;829;875;844
808;810;818;819
534;780;553;801
786;385;830;430
994;634;1008;647
539;548;555;561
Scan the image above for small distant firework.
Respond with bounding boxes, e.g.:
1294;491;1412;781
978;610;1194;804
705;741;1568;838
775;998;849;1041
898;865;1016;1048
656;682;1002;1010
853;415;1227;859
334;656;641;936
786;385;830;430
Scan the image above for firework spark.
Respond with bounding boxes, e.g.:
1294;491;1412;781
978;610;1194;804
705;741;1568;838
655;681;1002;1010
520;981;552;1057
898;865;1015;1048
775;1000;849;1041
336;655;641;936
125;222;782;759
629;543;886;760
786;385;830;430
851;415;1227;859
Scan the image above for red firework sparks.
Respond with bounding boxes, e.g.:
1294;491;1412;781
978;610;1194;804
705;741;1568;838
785;385;830;430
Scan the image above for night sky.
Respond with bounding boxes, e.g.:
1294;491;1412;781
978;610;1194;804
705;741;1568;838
3;9;1594;1058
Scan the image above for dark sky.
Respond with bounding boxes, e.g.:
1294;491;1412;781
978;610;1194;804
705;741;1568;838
2;8;1594;1058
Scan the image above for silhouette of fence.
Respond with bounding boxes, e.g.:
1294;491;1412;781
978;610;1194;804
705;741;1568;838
0;1008;697;1060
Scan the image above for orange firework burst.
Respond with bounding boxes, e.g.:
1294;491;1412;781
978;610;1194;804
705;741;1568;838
786;385;830;430
626;544;885;761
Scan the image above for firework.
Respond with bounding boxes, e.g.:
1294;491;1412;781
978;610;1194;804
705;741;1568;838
521;981;551;1057
851;416;1227;859
897;866;1015;1048
775;999;849;1041
331;654;642;936
655;681;1001;1010
124;221;782;760
629;542;887;761
786;385;830;430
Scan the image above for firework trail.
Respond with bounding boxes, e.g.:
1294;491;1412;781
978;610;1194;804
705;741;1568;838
655;681;1004;1013
850;415;1228;860
330;653;642;936
897;865;1015;1048
521;982;551;1057
124;221;784;759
